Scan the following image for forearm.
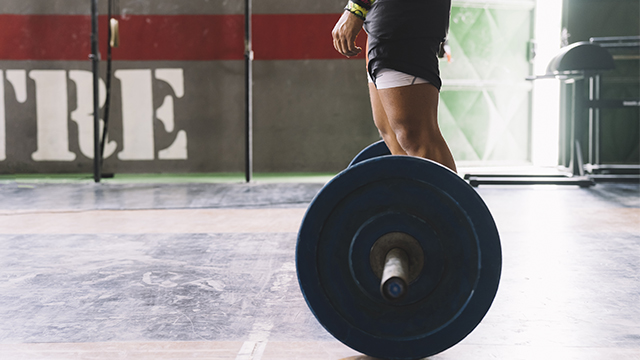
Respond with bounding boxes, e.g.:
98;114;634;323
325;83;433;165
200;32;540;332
345;0;375;20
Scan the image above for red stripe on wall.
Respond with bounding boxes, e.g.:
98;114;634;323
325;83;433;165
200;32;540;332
0;14;90;60
116;15;245;61
0;14;366;61
253;14;367;60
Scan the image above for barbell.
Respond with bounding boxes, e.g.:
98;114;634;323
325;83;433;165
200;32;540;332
296;141;502;359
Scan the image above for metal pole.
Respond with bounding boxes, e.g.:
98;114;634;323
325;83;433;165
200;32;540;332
244;0;253;183
588;76;594;165
569;80;577;174
101;0;112;167
380;248;409;301
594;74;600;166
91;0;100;182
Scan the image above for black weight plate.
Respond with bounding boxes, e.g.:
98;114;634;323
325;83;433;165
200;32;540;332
296;156;501;360
348;140;391;167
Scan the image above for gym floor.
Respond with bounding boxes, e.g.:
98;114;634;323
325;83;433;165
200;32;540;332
0;175;638;360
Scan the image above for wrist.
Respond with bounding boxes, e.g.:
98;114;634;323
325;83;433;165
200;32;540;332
351;0;374;9
345;1;368;20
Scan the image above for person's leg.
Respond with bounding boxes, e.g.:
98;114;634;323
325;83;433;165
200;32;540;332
373;82;457;172
368;82;407;156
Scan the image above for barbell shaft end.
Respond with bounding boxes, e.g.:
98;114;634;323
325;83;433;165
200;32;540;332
380;248;409;301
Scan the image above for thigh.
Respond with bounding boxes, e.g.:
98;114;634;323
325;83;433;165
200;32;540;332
377;83;440;134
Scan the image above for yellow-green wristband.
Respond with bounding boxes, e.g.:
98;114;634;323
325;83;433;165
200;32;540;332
345;1;368;20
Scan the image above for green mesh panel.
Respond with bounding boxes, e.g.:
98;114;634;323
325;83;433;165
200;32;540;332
440;1;534;163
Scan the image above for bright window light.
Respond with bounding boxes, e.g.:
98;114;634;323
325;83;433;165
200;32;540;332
531;0;563;167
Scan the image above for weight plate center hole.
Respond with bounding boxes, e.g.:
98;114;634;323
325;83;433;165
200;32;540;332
369;232;425;302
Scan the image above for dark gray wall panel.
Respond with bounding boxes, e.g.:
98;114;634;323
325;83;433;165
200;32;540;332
255;0;347;14
0;0;346;15
253;60;378;172
0;0;242;15
0;59;376;174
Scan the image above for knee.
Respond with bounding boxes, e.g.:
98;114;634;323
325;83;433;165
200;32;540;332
388;116;424;149
376;126;393;140
394;127;426;155
373;118;395;139
390;115;441;156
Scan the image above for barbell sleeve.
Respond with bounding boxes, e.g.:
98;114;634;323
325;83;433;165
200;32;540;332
380;248;409;301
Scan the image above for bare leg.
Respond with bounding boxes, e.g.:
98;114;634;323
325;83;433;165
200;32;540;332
369;83;407;155
368;83;457;173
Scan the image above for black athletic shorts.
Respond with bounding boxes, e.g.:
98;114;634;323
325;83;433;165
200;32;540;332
364;0;451;90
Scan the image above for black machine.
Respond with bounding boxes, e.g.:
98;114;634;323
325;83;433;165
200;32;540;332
465;37;640;187
582;36;640;182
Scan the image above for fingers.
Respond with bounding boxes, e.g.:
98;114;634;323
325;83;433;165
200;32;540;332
334;36;361;57
334;31;362;57
344;41;362;57
332;11;364;58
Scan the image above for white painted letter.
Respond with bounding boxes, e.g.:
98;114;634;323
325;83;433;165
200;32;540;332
155;68;184;98
68;70;117;159
6;70;27;103
2;70;28;161
155;68;188;160
30;70;76;161
115;69;155;160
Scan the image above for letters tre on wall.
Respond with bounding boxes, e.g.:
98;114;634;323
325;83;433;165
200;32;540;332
0;13;365;174
0;68;187;163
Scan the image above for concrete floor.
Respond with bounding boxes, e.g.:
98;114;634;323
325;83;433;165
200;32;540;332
0;178;638;360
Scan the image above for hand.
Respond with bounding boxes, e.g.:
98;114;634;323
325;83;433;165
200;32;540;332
332;11;364;57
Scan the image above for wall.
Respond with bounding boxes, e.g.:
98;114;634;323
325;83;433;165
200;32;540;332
0;0;377;174
0;0;538;174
